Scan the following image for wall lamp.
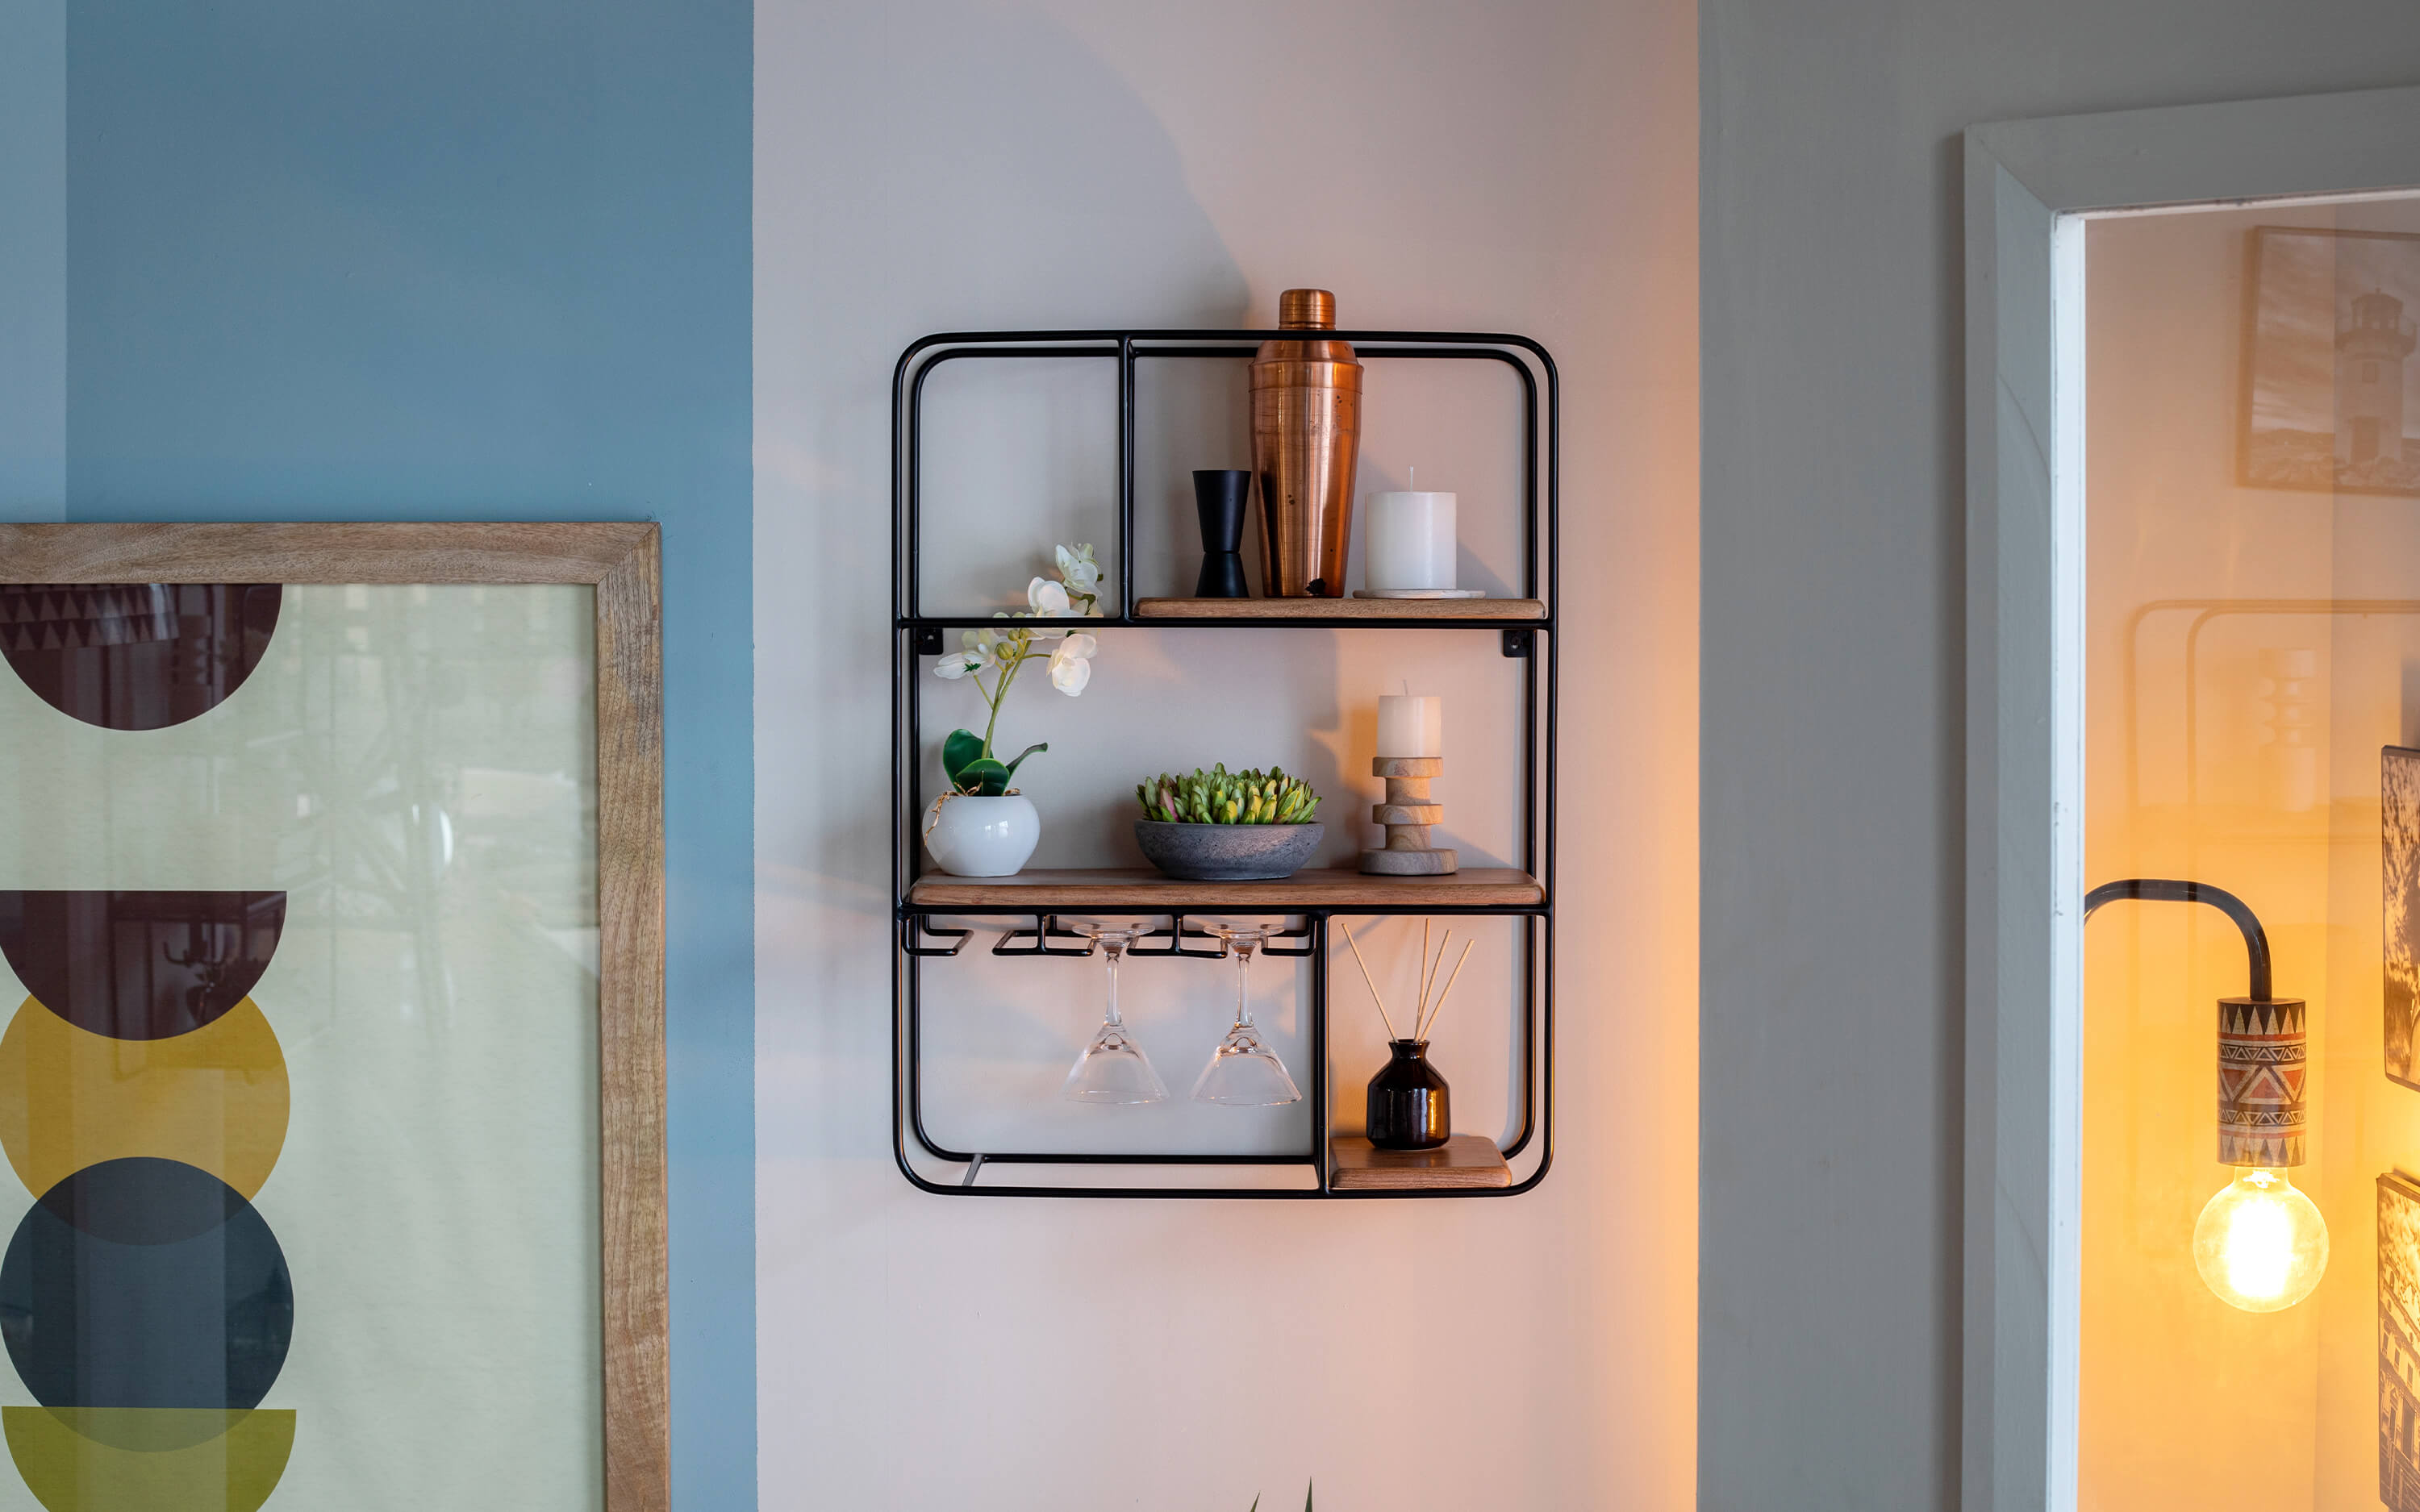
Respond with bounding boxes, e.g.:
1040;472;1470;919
2085;878;2329;1312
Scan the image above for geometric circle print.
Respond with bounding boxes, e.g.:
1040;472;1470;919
2;1404;294;1511
0;583;281;731
0;997;289;1203
0;892;287;1041
0;1159;293;1410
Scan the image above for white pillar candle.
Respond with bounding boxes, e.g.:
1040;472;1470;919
1376;694;1443;758
1363;491;1458;592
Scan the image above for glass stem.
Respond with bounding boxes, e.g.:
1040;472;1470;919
1234;949;1254;1027
1104;948;1122;1027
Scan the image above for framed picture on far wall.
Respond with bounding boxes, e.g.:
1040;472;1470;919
2243;225;2420;496
0;524;667;1512
2386;746;2420;1091
2385;1171;2420;1511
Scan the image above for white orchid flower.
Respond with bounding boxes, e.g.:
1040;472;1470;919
933;630;994;681
1056;544;1104;602
1048;632;1097;695
1020;577;1073;639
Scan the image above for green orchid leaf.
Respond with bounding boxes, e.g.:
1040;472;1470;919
942;729;985;787
1000;742;1048;781
955;757;1011;796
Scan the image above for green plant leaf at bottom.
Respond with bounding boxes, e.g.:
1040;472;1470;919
999;742;1047;782
955;757;1011;796
942;729;984;788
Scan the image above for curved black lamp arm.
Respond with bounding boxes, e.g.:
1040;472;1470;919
2082;878;2273;1002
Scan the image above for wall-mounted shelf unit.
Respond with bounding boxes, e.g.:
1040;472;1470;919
892;327;1557;1199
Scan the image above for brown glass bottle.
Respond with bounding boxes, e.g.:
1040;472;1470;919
1249;289;1362;597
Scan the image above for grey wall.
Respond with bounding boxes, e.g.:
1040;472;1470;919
1700;6;2420;1506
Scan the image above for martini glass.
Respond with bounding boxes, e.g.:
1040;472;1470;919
1062;922;1168;1104
1191;922;1303;1106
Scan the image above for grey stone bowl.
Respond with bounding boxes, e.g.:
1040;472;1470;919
1134;820;1325;881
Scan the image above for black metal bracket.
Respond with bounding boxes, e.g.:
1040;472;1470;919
913;624;945;656
901;915;971;957
1501;627;1533;658
990;914;1095;957
2083;877;2276;1002
1127;914;1229;959
1262;923;1316;957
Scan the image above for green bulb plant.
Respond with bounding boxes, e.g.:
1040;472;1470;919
1136;764;1323;826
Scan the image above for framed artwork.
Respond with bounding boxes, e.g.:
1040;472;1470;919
2385;1172;2420;1510
2389;747;2420;1092
2242;225;2420;495
0;524;665;1512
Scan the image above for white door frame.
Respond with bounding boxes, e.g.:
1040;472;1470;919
1963;84;2420;1512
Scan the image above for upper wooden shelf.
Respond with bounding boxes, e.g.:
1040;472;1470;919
1132;597;1544;621
907;866;1544;910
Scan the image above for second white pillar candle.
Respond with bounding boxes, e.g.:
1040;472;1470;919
1376;694;1443;758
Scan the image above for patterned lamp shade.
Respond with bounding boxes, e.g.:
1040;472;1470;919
2218;997;2309;1167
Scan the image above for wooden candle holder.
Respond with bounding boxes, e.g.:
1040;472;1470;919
1361;756;1458;876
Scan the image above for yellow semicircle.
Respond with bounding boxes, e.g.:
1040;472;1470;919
0;996;290;1202
3;1406;294;1512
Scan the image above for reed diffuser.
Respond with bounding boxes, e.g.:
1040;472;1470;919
1341;920;1475;1150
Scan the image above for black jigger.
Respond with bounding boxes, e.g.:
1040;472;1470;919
1192;469;1252;598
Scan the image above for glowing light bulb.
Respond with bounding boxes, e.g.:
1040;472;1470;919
2192;1168;2329;1312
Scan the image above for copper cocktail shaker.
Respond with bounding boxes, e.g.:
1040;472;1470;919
1250;289;1362;597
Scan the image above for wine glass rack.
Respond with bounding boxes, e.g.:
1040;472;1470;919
891;327;1558;1198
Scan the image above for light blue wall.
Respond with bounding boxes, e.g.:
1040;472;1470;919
58;2;753;1505
0;0;64;519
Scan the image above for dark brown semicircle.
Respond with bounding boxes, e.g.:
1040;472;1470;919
0;584;282;731
0;892;287;1041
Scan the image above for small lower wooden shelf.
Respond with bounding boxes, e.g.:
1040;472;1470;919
1329;1135;1512;1191
906;866;1544;910
1134;596;1544;621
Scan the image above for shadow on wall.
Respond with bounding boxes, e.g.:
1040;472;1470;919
759;0;1257;938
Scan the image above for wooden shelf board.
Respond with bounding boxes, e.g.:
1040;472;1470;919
906;866;1543;910
1133;597;1544;621
1329;1135;1511;1190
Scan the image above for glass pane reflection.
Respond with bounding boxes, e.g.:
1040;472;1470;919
0;584;604;1510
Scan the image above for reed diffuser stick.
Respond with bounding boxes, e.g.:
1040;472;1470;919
1419;939;1477;1040
1418;919;1435;1017
1340;923;1400;1041
1421;927;1453;1029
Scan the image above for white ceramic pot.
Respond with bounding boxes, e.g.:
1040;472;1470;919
922;793;1040;877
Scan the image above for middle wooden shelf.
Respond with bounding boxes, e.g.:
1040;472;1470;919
905;865;1545;911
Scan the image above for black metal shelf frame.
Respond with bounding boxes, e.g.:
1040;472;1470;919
891;328;1559;1198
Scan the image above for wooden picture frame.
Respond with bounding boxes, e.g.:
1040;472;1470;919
0;522;667;1512
2240;224;2420;497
